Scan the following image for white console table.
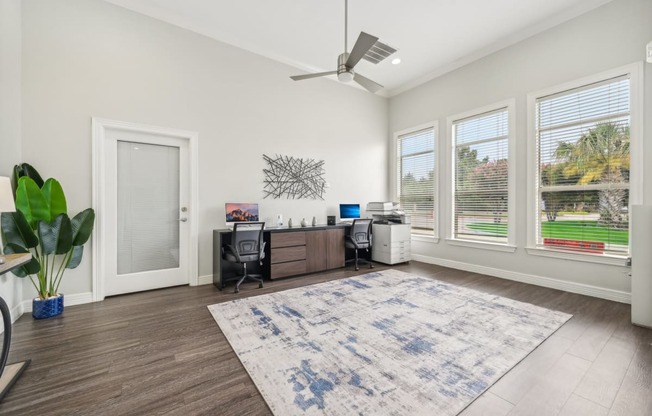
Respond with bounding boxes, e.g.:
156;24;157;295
371;223;411;265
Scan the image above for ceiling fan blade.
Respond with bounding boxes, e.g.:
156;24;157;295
354;73;383;93
346;32;378;69
290;71;337;81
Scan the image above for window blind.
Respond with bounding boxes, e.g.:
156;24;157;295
397;127;435;235
453;109;509;243
536;75;630;255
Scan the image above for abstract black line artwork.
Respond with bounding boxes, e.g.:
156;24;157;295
263;154;326;200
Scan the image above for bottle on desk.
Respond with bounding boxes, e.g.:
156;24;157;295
312;216;316;226
277;214;283;227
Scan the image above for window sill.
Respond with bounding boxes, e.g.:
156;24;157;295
411;235;439;244
526;247;628;266
445;239;517;253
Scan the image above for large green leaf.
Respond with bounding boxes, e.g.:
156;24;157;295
38;214;72;255
71;209;95;246
0;211;39;248
16;177;50;228
11;163;45;196
67;245;84;269
14;163;44;187
41;178;68;219
2;243;40;277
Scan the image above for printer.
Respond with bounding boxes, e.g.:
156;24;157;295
366;202;411;224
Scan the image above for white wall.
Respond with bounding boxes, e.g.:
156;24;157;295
389;0;652;299
21;0;388;298
0;0;24;323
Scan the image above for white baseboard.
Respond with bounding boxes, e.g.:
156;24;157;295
21;292;95;313
197;274;213;286
0;302;25;334
411;254;631;304
10;302;24;324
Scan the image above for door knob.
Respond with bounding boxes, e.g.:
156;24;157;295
179;217;188;222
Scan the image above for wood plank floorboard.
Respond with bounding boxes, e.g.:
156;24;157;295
1;261;650;415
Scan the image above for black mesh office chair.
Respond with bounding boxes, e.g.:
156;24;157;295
345;219;374;271
222;222;266;293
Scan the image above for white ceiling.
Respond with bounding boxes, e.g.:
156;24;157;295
103;0;613;96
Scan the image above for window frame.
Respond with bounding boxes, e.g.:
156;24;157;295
446;99;517;252
392;121;439;241
526;63;643;265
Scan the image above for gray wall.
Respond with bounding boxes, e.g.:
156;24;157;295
388;0;652;295
0;0;23;321
21;0;389;298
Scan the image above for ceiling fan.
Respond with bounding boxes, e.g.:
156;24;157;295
290;0;397;94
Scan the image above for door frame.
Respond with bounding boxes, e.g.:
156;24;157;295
92;118;199;302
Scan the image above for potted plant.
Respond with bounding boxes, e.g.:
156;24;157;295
0;164;94;319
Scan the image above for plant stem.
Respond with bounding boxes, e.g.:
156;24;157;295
53;250;72;295
28;275;39;295
53;252;68;293
41;254;48;298
50;253;56;295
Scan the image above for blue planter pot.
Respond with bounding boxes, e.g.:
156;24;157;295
32;294;64;319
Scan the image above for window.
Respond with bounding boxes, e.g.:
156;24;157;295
534;75;632;257
452;106;512;245
396;125;436;236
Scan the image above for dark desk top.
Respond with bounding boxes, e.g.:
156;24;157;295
214;224;351;234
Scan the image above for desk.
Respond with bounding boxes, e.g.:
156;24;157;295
213;224;351;289
0;253;32;402
0;254;32;274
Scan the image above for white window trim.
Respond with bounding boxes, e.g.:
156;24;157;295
392;121;439;240
446;99;516;249
445;238;517;253
526;62;644;263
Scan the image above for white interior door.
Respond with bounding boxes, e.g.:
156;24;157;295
104;129;190;296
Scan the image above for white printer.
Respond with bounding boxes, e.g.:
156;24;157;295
366;202;411;224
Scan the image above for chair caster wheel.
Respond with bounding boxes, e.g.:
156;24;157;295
234;288;239;294
355;267;359;271
259;283;263;289
370;264;374;269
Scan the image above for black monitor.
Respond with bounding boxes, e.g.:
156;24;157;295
225;203;259;224
339;204;361;220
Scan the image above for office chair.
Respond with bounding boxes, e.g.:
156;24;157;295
345;218;374;271
222;222;266;293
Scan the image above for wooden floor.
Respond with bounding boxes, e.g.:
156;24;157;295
1;262;651;415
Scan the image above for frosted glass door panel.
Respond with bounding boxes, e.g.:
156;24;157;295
117;141;180;275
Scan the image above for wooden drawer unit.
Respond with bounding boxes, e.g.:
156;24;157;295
271;231;306;248
271;245;306;264
271;260;307;279
270;231;307;279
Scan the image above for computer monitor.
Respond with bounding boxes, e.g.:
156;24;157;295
225;203;259;224
339;204;361;220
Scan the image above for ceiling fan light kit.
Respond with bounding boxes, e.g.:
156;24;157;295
337;53;354;82
290;0;397;93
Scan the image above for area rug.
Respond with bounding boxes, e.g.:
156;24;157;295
208;269;571;415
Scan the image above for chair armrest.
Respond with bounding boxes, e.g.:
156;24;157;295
223;244;242;262
259;241;267;263
345;235;360;249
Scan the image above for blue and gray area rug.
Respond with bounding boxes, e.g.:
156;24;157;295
208;269;571;415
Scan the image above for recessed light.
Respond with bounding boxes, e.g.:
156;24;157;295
133;146;140;150
392;58;401;65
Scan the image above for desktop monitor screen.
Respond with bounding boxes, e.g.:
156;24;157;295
225;203;259;223
339;204;361;220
